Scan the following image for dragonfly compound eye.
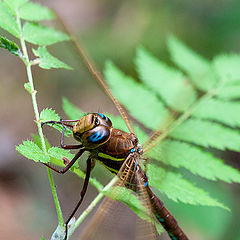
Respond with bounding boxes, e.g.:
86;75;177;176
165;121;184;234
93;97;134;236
96;113;112;128
85;126;111;149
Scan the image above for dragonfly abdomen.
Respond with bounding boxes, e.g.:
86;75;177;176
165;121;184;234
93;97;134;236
146;187;189;240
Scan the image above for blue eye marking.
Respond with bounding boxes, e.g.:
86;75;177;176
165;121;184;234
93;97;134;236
159;218;165;222
97;113;108;120
130;148;135;153
89;131;104;142
144;181;148;187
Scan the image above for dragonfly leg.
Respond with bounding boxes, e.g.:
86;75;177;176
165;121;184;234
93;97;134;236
59;122;83;149
41;118;82;149
64;156;92;240
43;147;86;174
41;119;78;128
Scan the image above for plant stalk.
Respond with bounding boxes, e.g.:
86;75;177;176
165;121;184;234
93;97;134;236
73;176;118;231
16;11;64;226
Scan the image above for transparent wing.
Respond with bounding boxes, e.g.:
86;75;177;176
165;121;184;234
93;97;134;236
79;154;159;240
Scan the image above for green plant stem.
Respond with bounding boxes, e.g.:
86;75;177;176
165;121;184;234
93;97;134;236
73;176;118;232
16;11;64;226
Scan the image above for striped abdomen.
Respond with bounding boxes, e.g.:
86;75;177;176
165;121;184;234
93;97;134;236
146;181;188;240
130;166;188;240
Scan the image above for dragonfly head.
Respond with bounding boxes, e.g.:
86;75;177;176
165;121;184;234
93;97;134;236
73;113;112;149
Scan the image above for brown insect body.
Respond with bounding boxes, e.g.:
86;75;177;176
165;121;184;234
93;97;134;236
72;113;140;173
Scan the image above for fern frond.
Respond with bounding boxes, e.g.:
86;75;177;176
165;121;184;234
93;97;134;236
167;35;217;90
193;98;240;127
148;140;240;183
62;97;84;120
213;54;240;84
148;164;228;210
170;118;240;151
216;84;240;100
103;38;240;209
104;61;168;130
136;46;197;111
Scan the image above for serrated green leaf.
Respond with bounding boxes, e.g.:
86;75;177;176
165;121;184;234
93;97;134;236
40;108;61;122
62;97;84;120
4;0;28;13
0;36;19;56
170;119;240;151
40;108;72;136
32;134;51;151
16;139;50;163
19;2;55;21
104;61;169;130
136;47;197;111
213;54;240;84
193;98;240;128
148;140;240;183
48;147;76;168
0;2;20;38
24;82;31;93
148;164;228;210
32;46;72;70
23;22;69;46
168;35;216;91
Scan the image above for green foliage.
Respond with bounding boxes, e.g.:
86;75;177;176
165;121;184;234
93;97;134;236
213;54;240;85
5;0;240;232
170;119;240;151
148;164;228;210
24;82;31;93
62;97;84;120
0;0;70;69
32;134;51;150
19;2;55;21
192;98;240;127
149;140;240;183
104;61;168;130
136;47;197;111
167;35;217;90
23;22;69;46
40;108;72;136
48;147;77;168
32;46;72;70
0;1;20;37
16;140;50;163
4;0;28;12
40;108;60;122
103;36;240;210
0;36;20;56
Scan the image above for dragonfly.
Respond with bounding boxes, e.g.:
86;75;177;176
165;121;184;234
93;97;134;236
41;23;189;240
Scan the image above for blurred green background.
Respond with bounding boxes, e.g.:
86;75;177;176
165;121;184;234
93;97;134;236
0;0;240;239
